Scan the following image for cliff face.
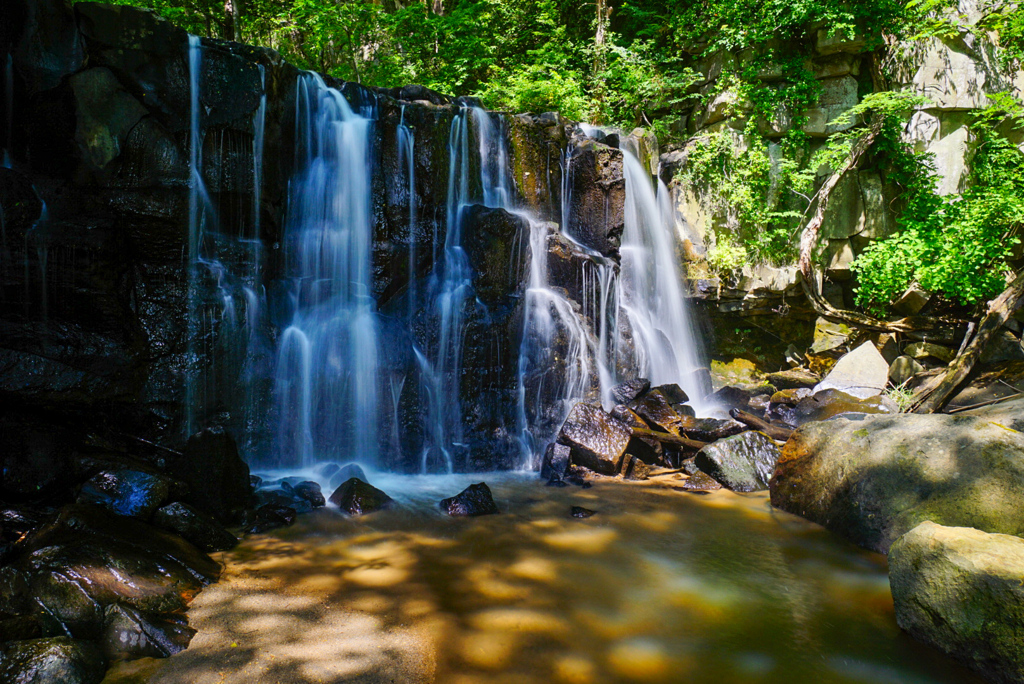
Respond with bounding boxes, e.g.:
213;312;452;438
2;1;651;478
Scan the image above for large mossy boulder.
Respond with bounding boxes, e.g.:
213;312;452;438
695;431;780;492
890;521;1024;683
770;413;1024;554
0;637;106;684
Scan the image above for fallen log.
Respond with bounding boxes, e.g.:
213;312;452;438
729;409;794;441
913;269;1024;414
630;427;707;451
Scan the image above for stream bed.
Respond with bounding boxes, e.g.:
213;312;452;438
102;473;983;684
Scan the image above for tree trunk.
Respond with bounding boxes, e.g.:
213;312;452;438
912;269;1024;413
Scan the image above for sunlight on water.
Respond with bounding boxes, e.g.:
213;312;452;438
116;474;984;684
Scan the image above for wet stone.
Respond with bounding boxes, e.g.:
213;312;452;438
152;502;237;553
545;479;570;488
611;378;650;405
557;403;631;476
100;604;195;660
651;383;689;405
293;481;325;508
0;614;44;642
243;504;297;533
571;506;596;518
680;470;723;492
676;416;747;442
169;428;250;524
77;469;171;519
329;478;395;516
696;431;781;492
540;443;572;482
328;464;369;491
249;475;262;490
0;637;106;684
633;390;686;435
439;483;499;517
254;488;313;514
767;369;820;390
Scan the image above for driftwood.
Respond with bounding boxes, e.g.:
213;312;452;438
630;427;707;451
946;392;1023;415
912;270;1024;413
729;409;794;441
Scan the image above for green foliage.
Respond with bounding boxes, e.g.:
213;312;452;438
852;94;1024;313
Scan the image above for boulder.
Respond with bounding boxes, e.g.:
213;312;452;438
254;487;312;514
439;483;499;517
242;504;297;534
695;431;780;492
6;505;219;636
100;604;195;660
609;406;664;465
329;478;395;515
980;330;1024;364
152;502;237;553
632;389;687;434
770;413;1024;554
680;470;723;492
292;481;325;508
328;463;369;490
889;521;1024;684
676;416;747;442
905;341;955;363
610;378;650;405
557;403;631;476
769;388;812;406
168;428;250;523
0;637;106;684
619;454;650;480
813;341;889;399
540;443;571;482
773;388;897;427
77;469;171;519
766;369;819;390
889;355;925;386
651;383;688;405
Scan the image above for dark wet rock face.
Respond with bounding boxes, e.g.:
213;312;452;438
540;443;571;482
564;139;625;256
696;431;780;492
152;502;237;552
439;483;499;517
77;469;171;518
633;389;688;435
329;478;395;515
571;506;596;518
0;637;107;684
557;404;631;476
169;428;251;523
680;470;723;492
101;604;195;660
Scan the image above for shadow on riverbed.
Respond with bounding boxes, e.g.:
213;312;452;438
102;475;985;684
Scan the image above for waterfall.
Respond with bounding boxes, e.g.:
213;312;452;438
397;105;416;320
618;139;710;413
185;34;204;438
272;72;379;468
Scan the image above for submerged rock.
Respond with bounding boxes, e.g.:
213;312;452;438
77;469;172;519
439;483;499;517
813;341;889;399
695;431;780;492
890;521;1024;683
100;604;195;660
168;428;251;523
770;413;1024;554
0;637;106;684
152;502;237;553
557;403;631;476
571;506;596;518
329;478;395;515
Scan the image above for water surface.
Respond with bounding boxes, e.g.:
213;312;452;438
104;473;983;684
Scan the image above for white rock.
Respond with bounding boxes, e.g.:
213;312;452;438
814;341;890;398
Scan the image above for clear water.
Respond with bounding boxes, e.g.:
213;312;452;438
118;474;983;684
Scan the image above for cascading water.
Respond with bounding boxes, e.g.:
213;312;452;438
272;73;379;468
618;138;710;413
